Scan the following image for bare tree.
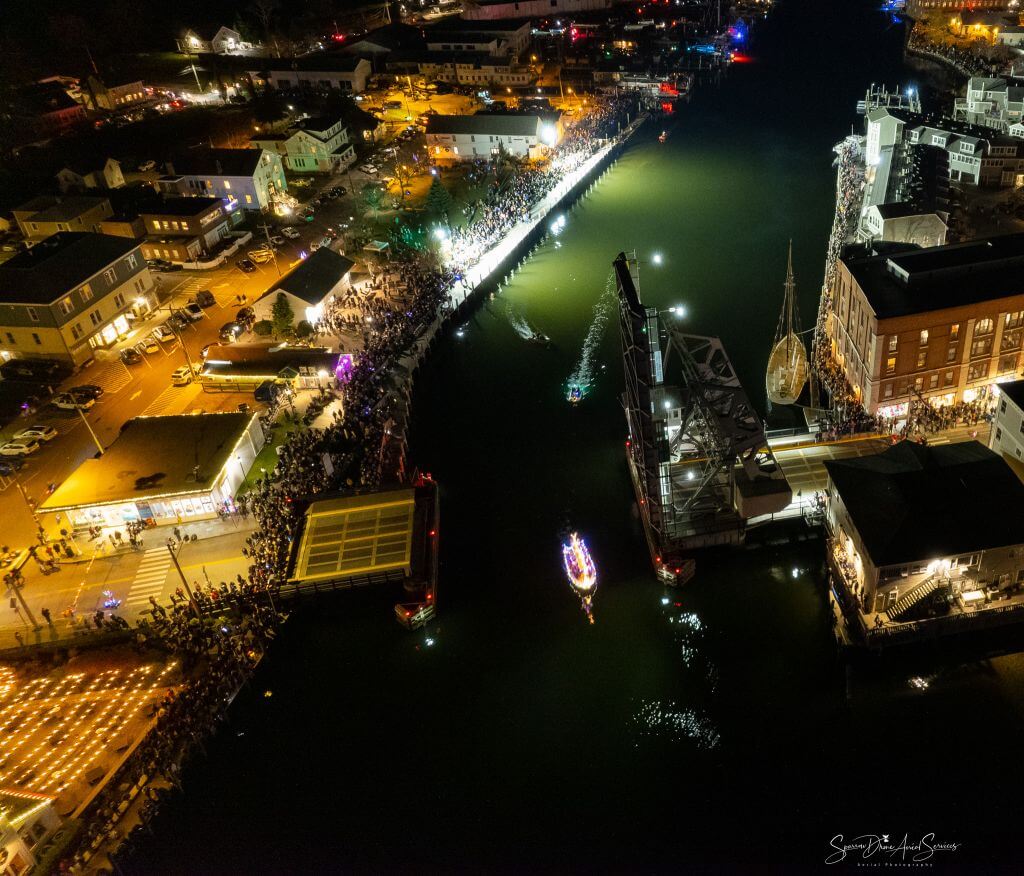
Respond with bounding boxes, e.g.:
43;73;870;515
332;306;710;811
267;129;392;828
249;0;282;57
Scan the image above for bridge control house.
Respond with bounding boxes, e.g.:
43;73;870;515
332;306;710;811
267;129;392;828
40;413;264;529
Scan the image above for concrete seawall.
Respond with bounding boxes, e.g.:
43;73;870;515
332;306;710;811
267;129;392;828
397;115;650;377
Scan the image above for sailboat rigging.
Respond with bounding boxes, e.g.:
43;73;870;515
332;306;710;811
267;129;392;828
766;241;809;407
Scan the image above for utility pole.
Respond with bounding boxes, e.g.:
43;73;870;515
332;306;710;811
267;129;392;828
166;316;198;377
7;567;41;632
166;539;201;617
76;406;105;456
257;222;282;277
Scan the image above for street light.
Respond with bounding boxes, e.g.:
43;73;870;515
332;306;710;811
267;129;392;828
652;252;663;265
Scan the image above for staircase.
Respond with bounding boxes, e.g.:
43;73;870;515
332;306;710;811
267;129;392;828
885;577;941;623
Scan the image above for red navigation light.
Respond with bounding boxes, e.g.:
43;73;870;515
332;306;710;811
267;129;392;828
731;52;752;63
332;33;345;42
426;592;433;601
429;529;436;537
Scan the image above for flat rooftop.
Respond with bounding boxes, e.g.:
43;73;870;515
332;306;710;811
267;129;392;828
41;412;255;511
201;344;341;378
844;232;1024;318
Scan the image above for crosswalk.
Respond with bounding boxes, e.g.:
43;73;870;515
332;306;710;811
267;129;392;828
123;548;172;611
141;384;199;417
86;359;133;396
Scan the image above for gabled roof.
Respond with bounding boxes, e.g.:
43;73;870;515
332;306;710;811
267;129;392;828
135;196;224;218
170;148;266;178
0;232;141;304
826;441;1024;566
24;196;110;223
266;248;354;306
426;113;542;137
294;116;343;136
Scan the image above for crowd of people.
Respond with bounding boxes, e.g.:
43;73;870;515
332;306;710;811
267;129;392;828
908;26;996;78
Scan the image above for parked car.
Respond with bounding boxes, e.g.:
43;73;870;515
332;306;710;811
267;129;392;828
358;164;378;174
120;348;143;365
137;338;160;354
147;258;172;271
138;159;157;172
194;289;216;308
14;425;57;443
236;258;257;273
69;384;104;400
269;235;285;246
53;393;94;410
248;249;274;265
171;366;193;386
281;227;301;240
152;324;176;343
167;313;188;331
219;322;243;343
0;458;24;476
183;302;206;321
310;237;332;252
0;358;66;382
0;439;39;457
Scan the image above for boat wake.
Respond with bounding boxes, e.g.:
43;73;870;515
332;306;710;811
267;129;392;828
566;278;614;404
507;306;550;345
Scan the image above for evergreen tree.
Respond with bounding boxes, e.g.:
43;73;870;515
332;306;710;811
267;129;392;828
271;292;295;336
425;176;452;219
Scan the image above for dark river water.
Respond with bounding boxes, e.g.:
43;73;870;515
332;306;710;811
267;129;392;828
129;2;1024;871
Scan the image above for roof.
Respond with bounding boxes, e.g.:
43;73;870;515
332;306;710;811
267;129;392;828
136;197;223;218
427;18;529;33
825;441;1024;567
872;202;939;220
40;413;255;511
265;55;366;73
20;196;109;223
998;379;1024;411
169;148;266;178
293;116;343;135
200;344;341;378
426;113;542;137
267;248;354;306
340;23;426;54
0;789;55;827
291;489;416;582
844;232;1024;319
13;195;60;216
17;83;80;114
0;233;140;305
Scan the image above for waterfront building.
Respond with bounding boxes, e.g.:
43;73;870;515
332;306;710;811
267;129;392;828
415;54;535;88
199;344;348;391
953;76;1024;133
826;233;1024;416
825;440;1024;638
251;117;357;174
0;232;154;366
905;0;1007;14
861;203;947;248
12;195;113;243
249;56;372;94
250;248;355;327
40;413;265;527
0;789;61;873
461;0;613;20
86;76;145;111
426;113;551;160
989;378;1024;465
158;149;286;212
425;18;532;58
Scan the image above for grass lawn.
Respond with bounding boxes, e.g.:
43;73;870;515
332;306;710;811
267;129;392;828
237;415;305;495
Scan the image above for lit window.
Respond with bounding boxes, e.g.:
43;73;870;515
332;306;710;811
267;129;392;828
919;329;928;346
886;356;896;375
975;317;994;335
888;335;898;352
224;180;232;190
916;351;926;368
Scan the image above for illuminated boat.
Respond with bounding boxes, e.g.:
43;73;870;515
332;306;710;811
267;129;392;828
528;331;551;346
567;384;584;404
766;241;809;407
659;130;668;143
562;532;597;623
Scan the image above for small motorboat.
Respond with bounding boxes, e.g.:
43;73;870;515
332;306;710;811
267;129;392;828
567;385;583;404
658;130;668;143
562;532;597;624
528;331;551;346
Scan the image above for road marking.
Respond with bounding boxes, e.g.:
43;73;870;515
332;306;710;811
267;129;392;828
121;548;173;606
129;390;142;401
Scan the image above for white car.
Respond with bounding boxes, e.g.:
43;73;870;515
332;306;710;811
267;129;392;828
138;159;157;172
358;164;378;174
0;439;40;457
14;425;57;443
183;303;206;322
53;393;94;411
153;325;176;343
171;366;193;386
281;227;301;239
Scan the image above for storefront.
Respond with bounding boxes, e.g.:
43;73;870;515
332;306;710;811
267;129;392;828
40;412;264;529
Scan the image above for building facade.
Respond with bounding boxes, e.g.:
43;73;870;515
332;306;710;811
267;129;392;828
56;158;125;193
12;196;113;242
252;118;356;173
860;203;948;248
159;149;286;212
137;196;240;263
0;233;155;366
990;379;1024;464
826;235;1024;417
252;57;373;94
953;76;1024;132
426;113;548;160
461;0;613;20
88;76;145;110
